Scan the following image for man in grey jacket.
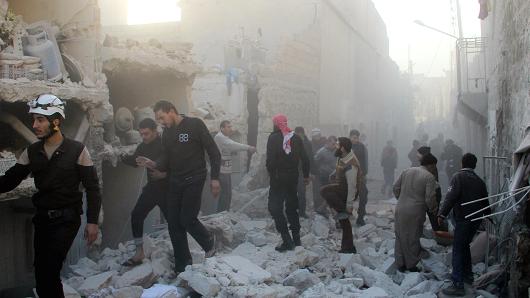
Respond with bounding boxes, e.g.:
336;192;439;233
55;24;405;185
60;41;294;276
214;120;256;212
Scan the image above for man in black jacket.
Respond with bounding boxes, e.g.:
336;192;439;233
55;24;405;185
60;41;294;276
0;94;101;298
294;126;314;218
139;100;221;274
121;118;168;266
350;129;369;226
267;115;310;252
438;153;490;296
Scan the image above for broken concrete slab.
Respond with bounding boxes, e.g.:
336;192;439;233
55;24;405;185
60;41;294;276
294;247;320;267
180;270;221;297
142;284;189;298
357;224;377;238
400;272;425;292
77;271;116;296
311;215;330;238
358;286;390;298
112;286;144;298
247;230;268;247
283;269;321;292
115;263;156;288
63;283;81;298
221;255;272;284
406;280;443;296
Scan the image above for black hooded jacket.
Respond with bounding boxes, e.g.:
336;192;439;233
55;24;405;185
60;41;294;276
439;168;490;222
266;130;310;179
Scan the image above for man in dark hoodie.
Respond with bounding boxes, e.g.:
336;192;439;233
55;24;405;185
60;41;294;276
267;114;310;252
439;153;490;296
294;126;314;218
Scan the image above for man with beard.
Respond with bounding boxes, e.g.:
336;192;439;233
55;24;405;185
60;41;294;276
350;129;369;226
393;153;438;272
320;137;363;253
0;94;101;297
267;114;310;251
138;100;221;274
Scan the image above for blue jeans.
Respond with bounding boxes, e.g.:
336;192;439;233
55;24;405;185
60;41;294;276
452;220;481;285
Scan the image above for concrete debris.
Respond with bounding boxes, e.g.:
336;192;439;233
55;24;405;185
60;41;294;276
77;271;116;296
61;196;455;298
357;224;377;238
311;215;330;238
142;284;189;298
114;263;156;288
283;269;321;292
112;286;144;298
63;282;82;298
179;270;222;297
405;280;443;296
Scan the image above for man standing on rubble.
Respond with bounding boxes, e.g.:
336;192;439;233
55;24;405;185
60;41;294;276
294;126;314;218
393;153;438;272
438;153;490;296
314;135;338;216
214;120;256;212
408;140;421;167
380;140;398;197
267;114;310;251
321;137;363;253
138;100;221;274
0;94;101;297
121;118;168;266
441;139;464;182
350;129;369;226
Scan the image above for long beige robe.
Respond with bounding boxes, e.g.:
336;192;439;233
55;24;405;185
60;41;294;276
393;166;438;269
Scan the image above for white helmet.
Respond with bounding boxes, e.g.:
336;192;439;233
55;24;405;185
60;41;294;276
28;94;66;119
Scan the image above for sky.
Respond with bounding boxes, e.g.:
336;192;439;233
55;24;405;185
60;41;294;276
127;0;181;25
372;0;482;77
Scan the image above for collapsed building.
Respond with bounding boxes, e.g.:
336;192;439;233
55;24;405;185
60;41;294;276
0;0;421;296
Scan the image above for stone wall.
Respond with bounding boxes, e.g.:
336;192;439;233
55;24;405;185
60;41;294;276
484;0;530;157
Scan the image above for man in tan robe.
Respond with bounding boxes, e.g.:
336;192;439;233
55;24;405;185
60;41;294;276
393;153;439;272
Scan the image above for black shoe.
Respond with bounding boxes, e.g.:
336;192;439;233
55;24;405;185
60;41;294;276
292;231;302;247
338;246;357;254
356;218;366;226
442;283;465;296
407;266;421;272
398;266;406;272
275;233;295;252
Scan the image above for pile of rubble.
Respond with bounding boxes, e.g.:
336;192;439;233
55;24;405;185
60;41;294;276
60;189;498;298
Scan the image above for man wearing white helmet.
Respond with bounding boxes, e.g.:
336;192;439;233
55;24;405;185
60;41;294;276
0;94;102;298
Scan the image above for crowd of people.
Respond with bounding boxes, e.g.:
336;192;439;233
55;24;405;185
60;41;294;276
0;94;490;297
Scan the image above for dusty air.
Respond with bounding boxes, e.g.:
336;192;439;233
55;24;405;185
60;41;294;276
0;0;527;297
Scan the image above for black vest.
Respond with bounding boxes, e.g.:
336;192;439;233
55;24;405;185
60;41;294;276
27;138;85;211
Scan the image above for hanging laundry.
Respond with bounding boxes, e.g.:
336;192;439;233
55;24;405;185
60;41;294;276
478;0;490;20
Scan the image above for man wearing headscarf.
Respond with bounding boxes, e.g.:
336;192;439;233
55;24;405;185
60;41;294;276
266;114;310;251
393;153;439;272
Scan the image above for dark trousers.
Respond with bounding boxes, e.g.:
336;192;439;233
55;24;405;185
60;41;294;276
33;211;81;298
452;220;481;285
167;175;213;272
320;184;353;250
312;175;327;214
216;173;232;212
268;173;300;235
131;182;168;238
297;174;307;216
357;179;368;220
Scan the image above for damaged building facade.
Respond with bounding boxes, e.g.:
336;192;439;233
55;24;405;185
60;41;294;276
1;0;416;294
